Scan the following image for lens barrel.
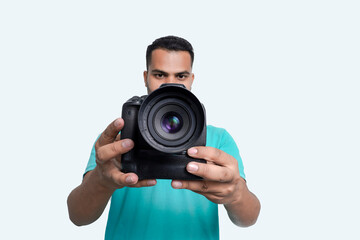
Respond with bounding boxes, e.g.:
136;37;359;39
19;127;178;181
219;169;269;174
138;84;206;153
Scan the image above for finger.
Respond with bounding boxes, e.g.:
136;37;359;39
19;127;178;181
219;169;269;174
96;139;134;163
172;180;222;194
186;162;233;182
96;118;124;148
187;147;234;166
133;179;157;188
111;171;157;187
114;134;122;161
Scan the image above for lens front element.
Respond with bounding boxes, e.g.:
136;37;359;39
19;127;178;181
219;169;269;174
150;101;194;144
161;112;183;134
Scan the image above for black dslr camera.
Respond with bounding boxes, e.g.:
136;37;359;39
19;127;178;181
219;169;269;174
120;83;206;180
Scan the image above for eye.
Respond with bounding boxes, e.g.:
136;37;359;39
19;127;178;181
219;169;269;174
177;74;188;80
154;73;165;79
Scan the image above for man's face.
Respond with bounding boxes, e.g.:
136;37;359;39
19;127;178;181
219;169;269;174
144;49;194;94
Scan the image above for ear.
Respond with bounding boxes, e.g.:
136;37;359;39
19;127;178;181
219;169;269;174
143;71;148;87
190;73;195;90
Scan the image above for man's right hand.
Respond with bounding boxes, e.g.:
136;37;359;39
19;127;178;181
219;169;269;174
93;118;157;190
67;118;156;226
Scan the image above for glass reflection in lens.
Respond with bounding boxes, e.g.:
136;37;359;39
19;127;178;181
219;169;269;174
161;112;183;134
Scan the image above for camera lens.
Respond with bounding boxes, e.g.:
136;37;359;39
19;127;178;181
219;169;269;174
138;84;206;153
161;112;183;134
151;103;191;142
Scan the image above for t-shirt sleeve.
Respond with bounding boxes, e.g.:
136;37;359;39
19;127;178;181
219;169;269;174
219;129;246;180
84;139;98;175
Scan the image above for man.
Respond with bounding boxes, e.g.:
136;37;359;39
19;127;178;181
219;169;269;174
67;36;260;239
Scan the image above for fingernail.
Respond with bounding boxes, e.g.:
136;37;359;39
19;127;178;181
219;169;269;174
188;148;198;155
125;176;134;183
172;181;182;188
187;163;199;172
122;139;133;148
147;180;156;186
114;118;122;128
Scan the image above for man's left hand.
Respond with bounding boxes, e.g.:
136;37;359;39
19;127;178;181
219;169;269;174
171;146;246;205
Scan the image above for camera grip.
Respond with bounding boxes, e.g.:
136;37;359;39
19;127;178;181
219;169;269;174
135;149;206;180
121;103;140;173
121;103;139;139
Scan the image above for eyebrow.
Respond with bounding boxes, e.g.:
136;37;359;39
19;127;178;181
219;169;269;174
151;69;191;75
175;71;191;75
151;69;167;75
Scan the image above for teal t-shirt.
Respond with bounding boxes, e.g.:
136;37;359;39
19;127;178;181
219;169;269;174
85;125;245;240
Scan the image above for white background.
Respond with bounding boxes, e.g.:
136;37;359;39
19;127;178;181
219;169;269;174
1;1;359;239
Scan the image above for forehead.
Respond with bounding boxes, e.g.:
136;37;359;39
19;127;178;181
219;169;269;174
149;49;192;72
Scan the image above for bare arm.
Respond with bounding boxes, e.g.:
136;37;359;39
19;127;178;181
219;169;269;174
67;118;156;226
67;169;114;226
223;179;261;227
171;147;260;227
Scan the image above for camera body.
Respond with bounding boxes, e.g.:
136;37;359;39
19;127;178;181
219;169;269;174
120;84;206;180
